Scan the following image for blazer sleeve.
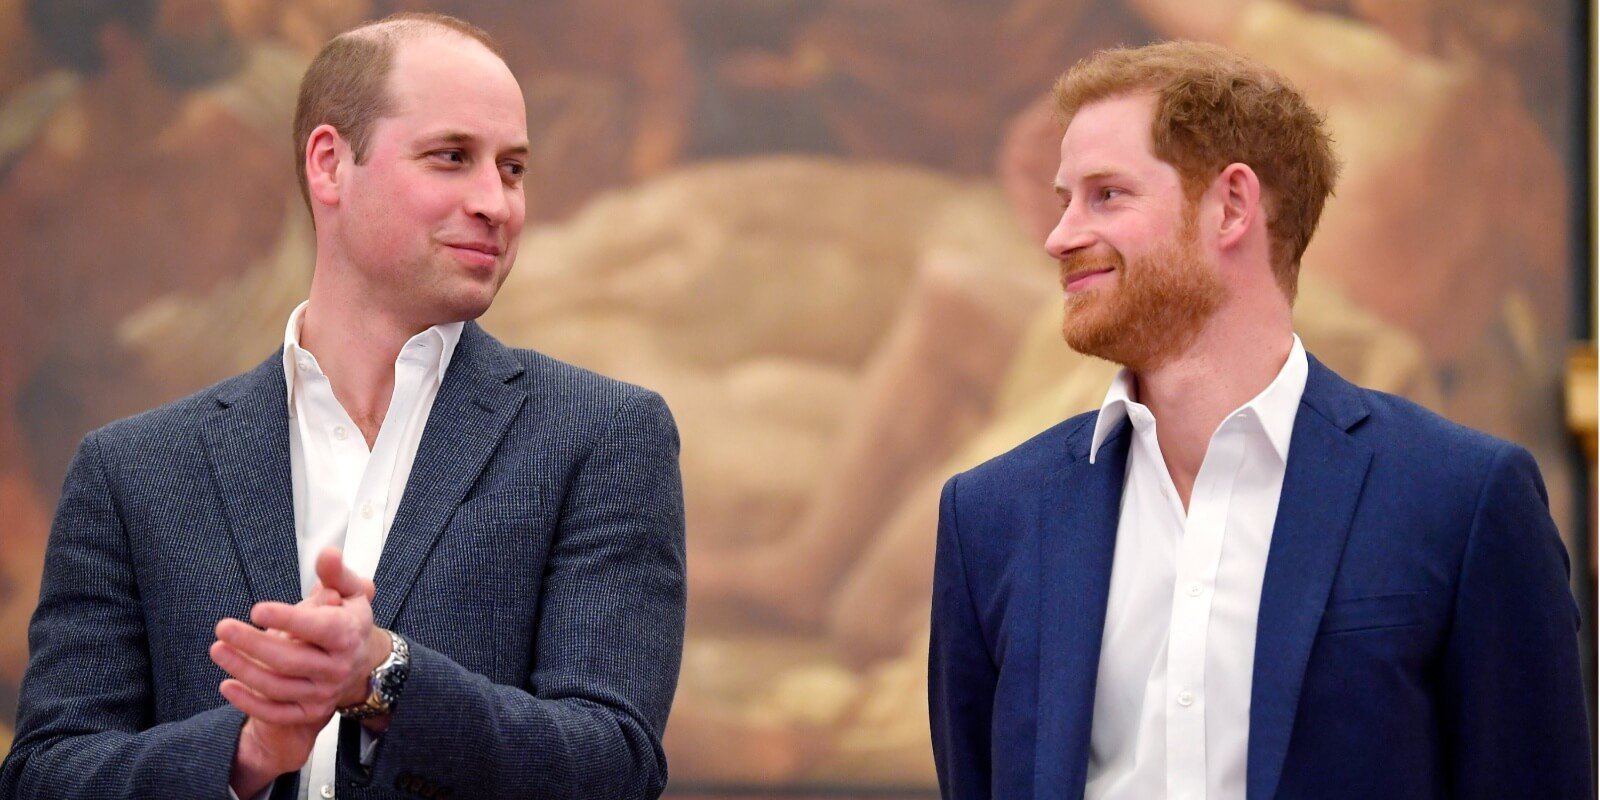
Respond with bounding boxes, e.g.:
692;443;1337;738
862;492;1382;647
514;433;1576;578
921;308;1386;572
0;431;253;800
345;389;687;800
1439;443;1593;799
929;474;997;800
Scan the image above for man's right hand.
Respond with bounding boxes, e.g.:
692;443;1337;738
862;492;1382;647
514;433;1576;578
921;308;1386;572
213;585;342;798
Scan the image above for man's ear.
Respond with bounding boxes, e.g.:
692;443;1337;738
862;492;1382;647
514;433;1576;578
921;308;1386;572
1213;162;1261;253
304;124;347;208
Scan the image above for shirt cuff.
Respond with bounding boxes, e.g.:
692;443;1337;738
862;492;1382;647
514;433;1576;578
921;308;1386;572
359;724;383;767
229;785;273;800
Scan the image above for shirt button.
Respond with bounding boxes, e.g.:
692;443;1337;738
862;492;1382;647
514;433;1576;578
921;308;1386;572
1186;582;1203;597
298;358;312;371
360;502;375;519
333;426;348;441
320;784;335;799
1177;690;1195;707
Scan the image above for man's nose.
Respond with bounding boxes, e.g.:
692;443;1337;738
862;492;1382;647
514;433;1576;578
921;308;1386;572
1044;203;1094;261
464;165;512;226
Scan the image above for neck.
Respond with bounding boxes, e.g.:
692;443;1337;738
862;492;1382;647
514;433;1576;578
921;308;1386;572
1130;295;1293;505
299;272;434;442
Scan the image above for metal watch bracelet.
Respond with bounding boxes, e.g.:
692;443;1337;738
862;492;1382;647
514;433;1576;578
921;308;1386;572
338;629;409;719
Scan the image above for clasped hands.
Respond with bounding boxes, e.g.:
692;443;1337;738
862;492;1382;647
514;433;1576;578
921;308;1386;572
211;547;393;794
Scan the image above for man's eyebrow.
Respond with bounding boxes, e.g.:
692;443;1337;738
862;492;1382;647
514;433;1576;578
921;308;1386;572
419;131;474;146
419;131;531;157
1079;168;1124;183
1054;168;1128;194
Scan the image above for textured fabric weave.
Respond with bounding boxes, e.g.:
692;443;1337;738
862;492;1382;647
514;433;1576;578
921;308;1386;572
1;322;687;800
929;354;1591;800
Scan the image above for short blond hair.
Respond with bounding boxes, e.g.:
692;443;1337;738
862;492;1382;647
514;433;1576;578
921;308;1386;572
1054;41;1339;298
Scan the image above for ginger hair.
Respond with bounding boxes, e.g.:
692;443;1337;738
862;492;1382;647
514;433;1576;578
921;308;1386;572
1054;41;1339;298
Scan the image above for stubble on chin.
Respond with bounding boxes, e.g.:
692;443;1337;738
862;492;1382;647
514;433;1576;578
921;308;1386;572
1059;227;1224;372
442;282;500;323
425;256;512;324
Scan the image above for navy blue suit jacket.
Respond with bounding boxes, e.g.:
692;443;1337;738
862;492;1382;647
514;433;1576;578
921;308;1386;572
929;355;1591;799
1;323;687;800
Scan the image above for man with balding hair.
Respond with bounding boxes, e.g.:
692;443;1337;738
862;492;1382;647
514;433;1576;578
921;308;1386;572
1;13;685;800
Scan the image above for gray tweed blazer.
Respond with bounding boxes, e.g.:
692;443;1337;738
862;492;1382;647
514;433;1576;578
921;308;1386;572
0;322;686;800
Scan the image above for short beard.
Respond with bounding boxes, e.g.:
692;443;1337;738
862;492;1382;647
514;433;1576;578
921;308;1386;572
1059;214;1225;372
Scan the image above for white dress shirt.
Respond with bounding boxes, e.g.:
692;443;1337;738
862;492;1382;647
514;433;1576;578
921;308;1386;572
236;301;461;800
1083;336;1308;800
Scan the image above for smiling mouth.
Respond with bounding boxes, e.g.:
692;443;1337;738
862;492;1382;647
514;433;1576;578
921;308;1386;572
443;242;504;270
445;242;503;256
1062;267;1115;293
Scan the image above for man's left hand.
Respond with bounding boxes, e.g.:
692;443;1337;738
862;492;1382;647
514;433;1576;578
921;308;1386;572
212;548;392;724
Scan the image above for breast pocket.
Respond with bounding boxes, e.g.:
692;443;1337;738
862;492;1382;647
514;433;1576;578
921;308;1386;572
443;484;550;598
434;485;549;683
1317;592;1430;635
449;484;545;535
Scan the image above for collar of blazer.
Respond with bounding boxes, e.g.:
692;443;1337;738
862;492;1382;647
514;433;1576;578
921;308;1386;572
202;321;530;628
1032;354;1374;800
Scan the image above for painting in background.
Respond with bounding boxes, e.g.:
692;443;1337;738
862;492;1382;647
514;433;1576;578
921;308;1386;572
0;0;1580;793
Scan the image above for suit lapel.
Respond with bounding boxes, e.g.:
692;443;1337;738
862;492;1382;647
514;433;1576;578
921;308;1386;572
1247;356;1373;800
371;323;528;629
1035;417;1129;798
204;352;303;606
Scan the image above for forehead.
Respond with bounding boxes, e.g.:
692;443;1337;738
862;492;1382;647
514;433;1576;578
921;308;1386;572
1056;92;1163;182
382;32;527;140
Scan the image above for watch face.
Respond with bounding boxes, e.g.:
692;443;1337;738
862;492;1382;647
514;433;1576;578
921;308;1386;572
382;664;407;693
339;635;408;718
377;660;409;705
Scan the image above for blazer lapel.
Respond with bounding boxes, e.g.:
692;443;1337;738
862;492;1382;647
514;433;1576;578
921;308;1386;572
1035;417;1129;798
371;323;528;629
204;352;303;606
1248;356;1373;800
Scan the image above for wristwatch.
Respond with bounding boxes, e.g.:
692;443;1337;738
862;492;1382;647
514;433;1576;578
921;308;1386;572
338;629;410;719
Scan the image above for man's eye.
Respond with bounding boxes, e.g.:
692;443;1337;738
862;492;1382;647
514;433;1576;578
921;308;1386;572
1100;187;1124;201
433;150;465;164
501;162;526;178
